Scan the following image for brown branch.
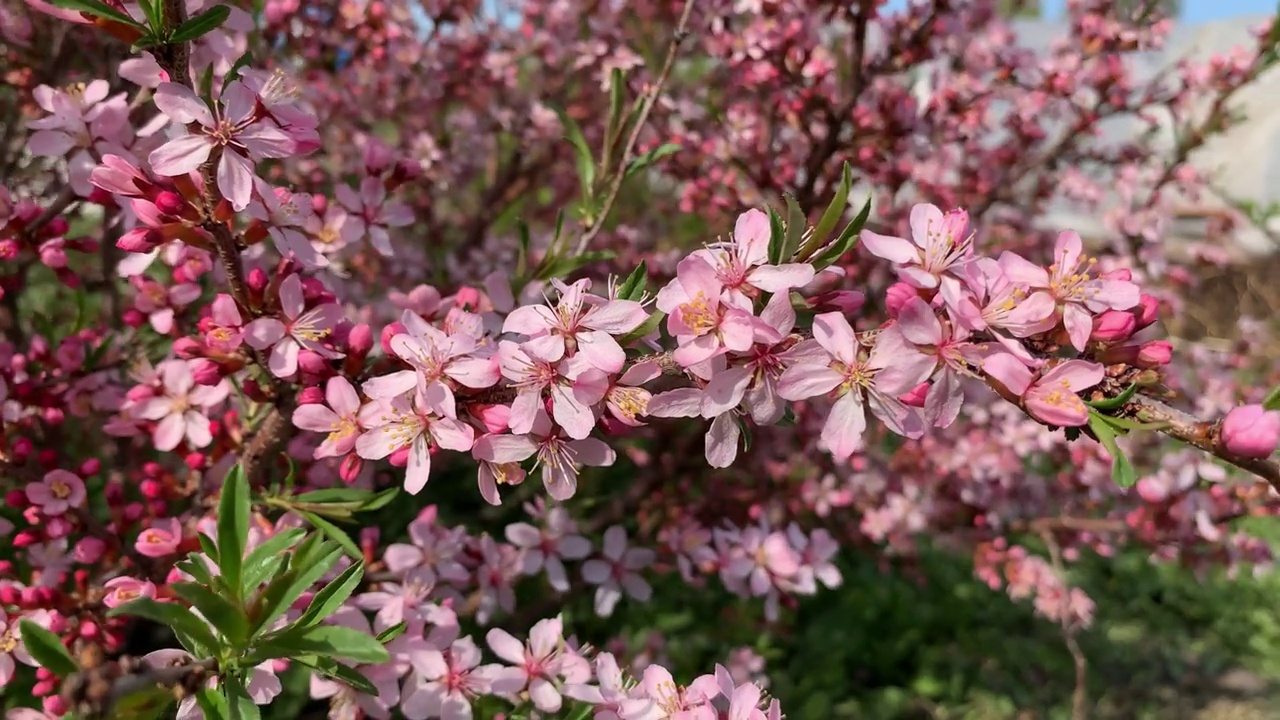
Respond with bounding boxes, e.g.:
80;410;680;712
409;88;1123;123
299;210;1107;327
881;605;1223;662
572;0;698;254
1039;529;1089;720
63;653;216;720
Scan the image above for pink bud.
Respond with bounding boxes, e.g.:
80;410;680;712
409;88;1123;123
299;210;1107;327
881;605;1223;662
812;290;866;314
380;322;405;355
5;488;26;508
184;452;206;469
884;282;918;318
339;454;364;484
472;404;511;434
0;239;19;259
46;218;68;236
154;191;185;216
454;286;482;310
247;267;269;293
347;323;373;357
297;350;329;374
79;458;101;476
1136;340;1172;367
1220;404;1280;459
1134;294;1159;330
117;228;162;253
173;337;204;359
189;358;223;385
13;531;37;548
43;695;69;716
121;308;146;327
898;382;929;408
74;537;106;564
388;446;411;467
1090;310;1136;343
297;386;326;405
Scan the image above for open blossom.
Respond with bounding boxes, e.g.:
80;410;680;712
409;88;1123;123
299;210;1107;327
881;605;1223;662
402;636;518;720
148;81;300;211
247;183;328;269
135;518;183;558
336;177;414;256
203;294;245;355
472;410;615;501
0;609;38;686
502;278;647;374
690;208;815;311
485;616;570;713
25;470;85;516
860;203;974;291
498;341;607;440
356;390;476;494
582;525;655;617
998;231;1140;351
244;273;344;378
363;310;499;416
505;510;592;592
26;81;131;195
293;376;362;458
135;359;230;451
982;355;1104;427
564;652;657;720
776;313;925;461
101;577;156;608
655;255;758;368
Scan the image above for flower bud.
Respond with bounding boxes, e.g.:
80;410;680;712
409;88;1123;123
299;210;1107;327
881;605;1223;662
347;323;373;357
898;382;929;408
79;458;101;476
43;695;69;717
1220;404;1280;459
242;378;271;403
121;308;147;328
117;227;162;253
1136;340;1172;367
189;358;223;386
1090;310;1136;344
388;446;411;467
297;386;326;405
173;337;204;359
380;322;405;355
154;191;185;216
5;490;26;508
339;454;364;484
1134;294;1160;330
811;290;866;314
184;452;206;470
74;537;106;564
46;217;68;236
472;404;511;434
884;282;917;318
297;349;330;374
247;267;269;294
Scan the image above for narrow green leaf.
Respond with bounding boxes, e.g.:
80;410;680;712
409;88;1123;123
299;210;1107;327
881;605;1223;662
110;684;175;720
360;487;400;512
533;250;616;282
617;311;664;346
265;625;391;665
1085;383;1138;410
221;51;254;96
1263;385;1280;411
616;261;648;302
195;688;231;720
137;0;161;32
170;582;250;648
108;599;220;657
291;488;376;504
252;542;342;634
197;532;220;566
766;207;786;265
375;621;408;644
293;655;378;695
515;220;531;279
18;620;78;676
299;511;362;559
554;107;596;202
241;528;306;590
1100;415;1171;432
781;194;806;262
225;678;261;720
813;195;872;270
294;562;364;629
802;162;853;260
217;465;250;600
624;143;681;179
49;0;145;28
168;4;230;43
1087;411;1136;488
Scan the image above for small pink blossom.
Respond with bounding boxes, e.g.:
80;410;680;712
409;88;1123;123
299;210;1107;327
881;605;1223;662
485;616;570;713
102;577;157;608
582;525;655;617
356;390;476;494
25;470;85;516
688;208;816;311
471;411;615;501
503;278;647;374
135;359;230;451
655;255;759;367
292;376;362;458
860;203;973;291
243;274;345;378
135;519;183;558
982;355;1104;427
498;341;607;440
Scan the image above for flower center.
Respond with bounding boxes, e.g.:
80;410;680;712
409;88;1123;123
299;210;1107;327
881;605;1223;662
678;292;718;335
608;387;648;419
0;629;17;653
1048;254;1100;302
326;418;359;444
50;481;71;499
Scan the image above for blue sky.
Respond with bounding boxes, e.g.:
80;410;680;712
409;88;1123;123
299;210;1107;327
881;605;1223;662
882;0;1275;22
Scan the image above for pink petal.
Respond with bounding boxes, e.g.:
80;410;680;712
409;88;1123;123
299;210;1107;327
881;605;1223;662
997;251;1049;287
362;370;416;400
429;417;475;452
811;312;858;365
148;135;213;176
748;263;816;293
701;366;752;418
583;300;647;334
645;388;703;418
859;230;918;264
569;437;614;467
268;338;300;377
776;364;843;401
896;297;943;346
153;413;186;452
1037;359;1104;392
473;434;538;463
292;404;339;432
704;413;740;468
821;391;865;461
217;151;255;211
404;436;433;494
981;353;1034;396
153;83;214;125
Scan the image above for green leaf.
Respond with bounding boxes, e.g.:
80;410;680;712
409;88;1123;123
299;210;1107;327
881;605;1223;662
49;0;145;28
617;311;664;346
294;655;378;695
801;162;853;260
195;688;230;720
168;4;230;43
299;510;362;559
197;532;220;566
1263;385;1280;411
1099;414;1171;432
532;250;616;282
251;540;342;634
616;261;648;302
375;621;408;644
294;562;364;629
360;487;400;512
813;195;872;270
766;207;786;265
176;558;218;588
241;528;306;590
624;143;681;179
1087;411;1137;488
217;464;250;600
170;582;250;648
221;51;254;96
554;107;596;205
108;599;220;657
225;677;261;720
18;620;78;677
261;625;390;665
515;220;531;279
111;684;176;720
136;0;161;32
780;194;807;263
1085;383;1138;410
131;33;162;51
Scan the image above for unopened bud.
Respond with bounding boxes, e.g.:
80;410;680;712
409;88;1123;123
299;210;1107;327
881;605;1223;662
1220;404;1280;459
297;349;329;374
1090;310;1136;344
898;382;929;408
1136;340;1172;368
189;358;223;385
154;191;185;216
1134;294;1160;330
884;282;918;318
173;337;204;359
380;322;405;355
297;386;326;405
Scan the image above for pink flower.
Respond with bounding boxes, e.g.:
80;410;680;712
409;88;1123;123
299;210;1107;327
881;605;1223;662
25;470;85;516
0;609;39;686
941;257;1055;353
472;435;529;506
602;361;660;428
485;616;570;713
204;294;245;354
402;636;516;720
1220;404;1280;459
982;355;1104;427
131;275;202;335
148;81;298;211
336;177;414;256
247;184;328;269
355;572;437;632
471;410;615;501
860;203;973;291
505;512;592;592
102;577;156;608
363;310;499;417
655;255;759;367
135;519;183;558
776;313;925;461
582;525;655;617
292;376;362;459
689;208;815;311
894;296;988;428
498;341;607;441
244;274;345;378
998;232;1140;351
564;652;657;720
638;665;715;717
355;390;476;494
381;510;470;585
503;278;648;374
135;359;230;451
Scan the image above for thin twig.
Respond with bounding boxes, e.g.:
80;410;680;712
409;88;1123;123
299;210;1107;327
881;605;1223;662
572;0;698;254
1040;529;1089;720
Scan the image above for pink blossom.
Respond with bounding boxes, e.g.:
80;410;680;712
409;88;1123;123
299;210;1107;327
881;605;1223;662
498;341;607;440
363;310;499;416
485;616;570;713
0;609;39;686
402;636;516;720
860;203;973;291
564;652;657;720
776;313;925;461
25;470;85;516
148;81;298;211
982;356;1104;427
655;255;759;367
204;294;245;354
504;508;592;592
292;376;362;459
135;359;230;451
1220;404;1280;459
135;519;183;558
503;278;648;373
689;208;815;311
471;410;615;501
381;511;470;585
355;390;476;494
336;177;414;256
247;184;328;269
355;571;437;632
602;361;660;428
243;274;345;378
102;577;156;608
582;525;655;617
472;434;529;506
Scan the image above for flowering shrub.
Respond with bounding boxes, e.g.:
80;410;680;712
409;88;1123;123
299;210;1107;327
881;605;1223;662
3;0;1280;718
